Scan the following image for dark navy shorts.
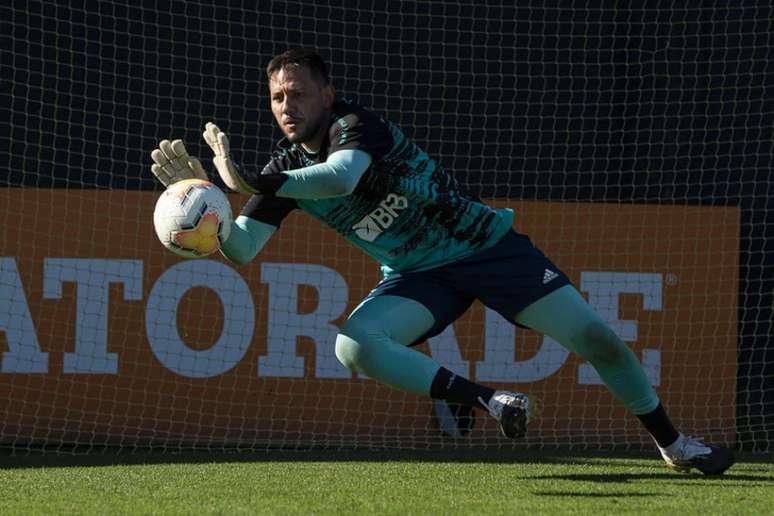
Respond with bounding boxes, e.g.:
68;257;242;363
365;230;572;345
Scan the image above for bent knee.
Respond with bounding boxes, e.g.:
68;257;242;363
574;321;634;366
335;333;365;372
335;317;378;371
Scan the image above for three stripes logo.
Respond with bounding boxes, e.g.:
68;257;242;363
542;269;559;284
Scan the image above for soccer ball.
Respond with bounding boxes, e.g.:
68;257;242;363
153;178;233;258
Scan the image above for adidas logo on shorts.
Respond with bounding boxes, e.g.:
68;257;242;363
542;269;559;284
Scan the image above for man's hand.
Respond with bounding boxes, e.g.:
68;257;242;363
203;122;258;195
150;139;208;187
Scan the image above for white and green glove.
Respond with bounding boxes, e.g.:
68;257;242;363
201;121;371;199
203;122;258;195
151;123;292;196
150;139;208;187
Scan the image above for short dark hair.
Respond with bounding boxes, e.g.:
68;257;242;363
266;48;330;85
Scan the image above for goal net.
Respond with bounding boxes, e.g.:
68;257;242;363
2;1;771;452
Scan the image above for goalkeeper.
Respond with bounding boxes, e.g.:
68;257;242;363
150;48;733;475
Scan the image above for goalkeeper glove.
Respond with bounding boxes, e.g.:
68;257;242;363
203;121;264;195
150;139;208;187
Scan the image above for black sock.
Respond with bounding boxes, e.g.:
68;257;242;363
429;367;495;410
636;403;680;447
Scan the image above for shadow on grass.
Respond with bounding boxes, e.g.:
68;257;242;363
0;446;652;469
1;447;772;481
530;471;774;485
533;491;664;498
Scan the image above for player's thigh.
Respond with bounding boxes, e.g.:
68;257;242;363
345;270;474;346
450;231;572;321
514;284;625;364
343;294;437;346
512;285;595;341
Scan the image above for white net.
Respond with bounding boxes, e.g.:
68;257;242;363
1;1;772;452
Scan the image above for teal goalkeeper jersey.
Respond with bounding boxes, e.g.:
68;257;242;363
240;100;514;275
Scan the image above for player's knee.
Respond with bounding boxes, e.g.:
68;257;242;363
335;317;377;371
574;321;634;367
334;333;362;372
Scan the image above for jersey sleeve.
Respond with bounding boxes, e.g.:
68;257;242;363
239;193;297;227
238;154;300;226
327;109;394;160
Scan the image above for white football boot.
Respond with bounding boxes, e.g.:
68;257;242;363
658;434;735;475
479;390;537;439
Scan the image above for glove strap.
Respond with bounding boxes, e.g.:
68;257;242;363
223;161;289;196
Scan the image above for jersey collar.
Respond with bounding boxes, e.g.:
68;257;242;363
272;111;339;161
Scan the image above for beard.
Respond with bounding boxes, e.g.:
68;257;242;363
285;112;326;144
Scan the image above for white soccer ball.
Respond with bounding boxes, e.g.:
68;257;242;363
153;178;233;258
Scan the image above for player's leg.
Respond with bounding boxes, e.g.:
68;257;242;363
515;285;660;416
335;295;440;395
514;284;734;475
335;294;532;438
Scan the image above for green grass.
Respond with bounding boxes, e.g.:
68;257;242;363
1;449;772;515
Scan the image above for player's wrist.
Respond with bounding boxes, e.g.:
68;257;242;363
213;154;290;196
252;173;289;195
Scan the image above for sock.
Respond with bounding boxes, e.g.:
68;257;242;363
636;403;680;447
429;367;495;410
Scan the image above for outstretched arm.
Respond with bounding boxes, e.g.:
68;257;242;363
203;122;372;199
274;149;372;199
219;193;298;265
220;216;276;265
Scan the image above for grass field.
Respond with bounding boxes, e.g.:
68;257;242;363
1;449;772;515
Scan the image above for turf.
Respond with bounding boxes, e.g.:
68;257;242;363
1;449;772;515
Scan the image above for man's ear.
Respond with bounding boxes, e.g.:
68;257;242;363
322;84;335;108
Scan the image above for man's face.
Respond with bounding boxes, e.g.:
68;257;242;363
269;65;334;145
